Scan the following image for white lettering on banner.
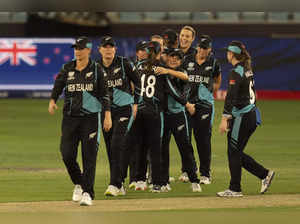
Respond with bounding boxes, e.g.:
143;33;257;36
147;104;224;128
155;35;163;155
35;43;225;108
107;78;123;88
67;83;94;92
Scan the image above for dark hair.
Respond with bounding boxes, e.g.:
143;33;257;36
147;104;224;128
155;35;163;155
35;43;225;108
144;47;159;74
150;34;163;41
230;40;252;71
162;29;178;49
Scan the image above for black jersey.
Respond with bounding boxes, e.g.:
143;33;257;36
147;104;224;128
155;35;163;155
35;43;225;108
223;63;256;117
183;47;197;59
135;60;187;113
182;53;221;106
51;59;110;117
165;68;189;114
99;56;140;108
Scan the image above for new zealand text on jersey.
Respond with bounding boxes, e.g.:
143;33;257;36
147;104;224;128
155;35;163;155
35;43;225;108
107;78;123;88
67;83;94;92
189;75;210;84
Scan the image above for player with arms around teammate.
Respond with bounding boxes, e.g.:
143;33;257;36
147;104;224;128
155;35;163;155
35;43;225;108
182;35;222;185
48;37;112;206
134;41;188;192
161;48;202;193
217;41;275;197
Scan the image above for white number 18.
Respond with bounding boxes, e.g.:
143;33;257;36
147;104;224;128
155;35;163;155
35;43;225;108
140;74;156;98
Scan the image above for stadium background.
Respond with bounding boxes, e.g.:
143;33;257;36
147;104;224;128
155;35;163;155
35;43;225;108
0;12;300;224
1;12;300;99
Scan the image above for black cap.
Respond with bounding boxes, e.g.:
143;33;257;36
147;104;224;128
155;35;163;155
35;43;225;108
197;35;212;49
162;46;171;55
71;36;92;49
99;36;116;47
167;48;184;59
162;29;178;45
136;40;148;51
222;40;245;54
146;41;161;54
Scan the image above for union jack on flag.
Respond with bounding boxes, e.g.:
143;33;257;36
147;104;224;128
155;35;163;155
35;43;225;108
0;39;38;66
0;38;74;91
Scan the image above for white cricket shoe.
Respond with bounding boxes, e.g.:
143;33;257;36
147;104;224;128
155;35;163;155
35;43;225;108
150;185;161;193
260;170;275;194
120;184;126;196
166;183;172;191
80;192;93;206
72;185;83;202
169;177;175;182
178;172;189;183
135;181;147;191
191;183;202;192
104;185;120;197
129;181;137;189
217;189;243;197
200;176;212;185
161;185;169;192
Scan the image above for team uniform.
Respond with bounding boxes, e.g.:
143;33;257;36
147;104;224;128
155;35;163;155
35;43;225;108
133;59;166;189
99;55;140;192
222;63;271;193
51;59;110;200
123;59;144;188
183;46;197;59
161;67;200;187
182;52;221;180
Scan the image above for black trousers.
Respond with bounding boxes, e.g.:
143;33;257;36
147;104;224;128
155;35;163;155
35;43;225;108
161;111;199;185
60;114;100;199
227;109;269;192
121;121;139;184
186;104;213;178
102;105;133;188
135;107;163;186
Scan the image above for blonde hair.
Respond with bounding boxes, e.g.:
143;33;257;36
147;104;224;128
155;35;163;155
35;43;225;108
180;26;196;38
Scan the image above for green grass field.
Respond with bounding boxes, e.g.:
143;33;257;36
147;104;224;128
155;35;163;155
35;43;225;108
0;99;300;223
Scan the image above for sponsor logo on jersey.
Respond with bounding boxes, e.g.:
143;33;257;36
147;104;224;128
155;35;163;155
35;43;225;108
114;67;121;74
177;124;185;131
86;72;93;78
201;114;209;120
119;117;129;122
229;79;236;85
89;131;97;139
205;66;212;71
187;62;195;71
67;71;75;80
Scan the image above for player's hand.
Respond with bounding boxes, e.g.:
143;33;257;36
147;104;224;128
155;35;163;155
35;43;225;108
219;117;229;134
103;111;112;132
186;102;195;116
132;104;138;120
48;99;58;115
154;66;168;75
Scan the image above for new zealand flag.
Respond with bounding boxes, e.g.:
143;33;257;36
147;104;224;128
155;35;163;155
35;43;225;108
0;38;74;90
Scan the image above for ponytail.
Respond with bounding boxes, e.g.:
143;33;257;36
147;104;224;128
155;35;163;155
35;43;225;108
145;48;159;74
231;41;252;71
